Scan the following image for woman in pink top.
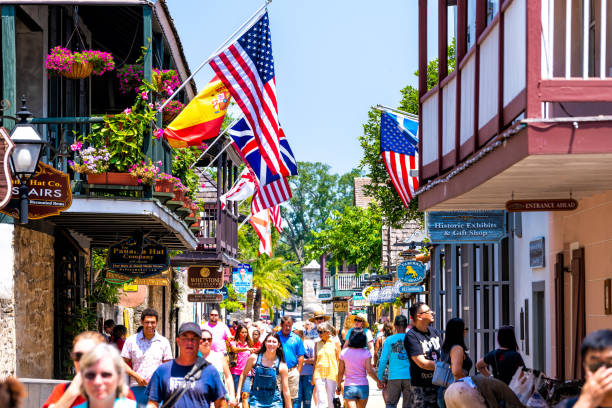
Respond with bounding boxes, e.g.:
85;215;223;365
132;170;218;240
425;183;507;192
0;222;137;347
230;324;258;408
337;329;382;408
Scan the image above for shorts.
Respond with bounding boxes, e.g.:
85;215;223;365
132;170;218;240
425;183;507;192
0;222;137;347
232;374;252;393
384;379;411;408
288;367;300;399
410;385;439;408
344;385;369;400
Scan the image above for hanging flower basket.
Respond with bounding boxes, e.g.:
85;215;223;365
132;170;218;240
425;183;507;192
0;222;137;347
162;100;185;125
46;46;115;79
63;60;93;79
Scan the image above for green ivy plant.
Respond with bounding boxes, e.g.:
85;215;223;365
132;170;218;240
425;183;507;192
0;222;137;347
172;147;200;199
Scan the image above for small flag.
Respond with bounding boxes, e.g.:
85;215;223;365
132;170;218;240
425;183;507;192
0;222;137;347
219;168;257;210
380;111;419;207
251;177;292;214
210;12;290;177
269;205;282;234
228;118;297;186
250;209;272;256
164;76;231;148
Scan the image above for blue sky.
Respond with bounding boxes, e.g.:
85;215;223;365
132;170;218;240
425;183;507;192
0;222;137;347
165;0;419;175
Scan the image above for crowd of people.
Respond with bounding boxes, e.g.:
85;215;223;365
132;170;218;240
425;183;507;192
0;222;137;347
26;302;612;408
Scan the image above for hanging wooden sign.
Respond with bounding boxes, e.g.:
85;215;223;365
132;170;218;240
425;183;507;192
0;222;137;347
187;293;223;303
108;238;169;278
187;265;223;289
506;199;578;212
0;127;14;210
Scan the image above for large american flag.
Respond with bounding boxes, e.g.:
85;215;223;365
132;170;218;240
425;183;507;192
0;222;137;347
380;111;419;207
210;12;290;178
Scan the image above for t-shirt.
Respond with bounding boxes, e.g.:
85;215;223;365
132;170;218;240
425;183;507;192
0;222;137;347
146;360;226;408
121;331;173;386
344;328;374;345
42;383;136;408
278;331;306;369
75;398;135;408
203;321;232;354
483;349;525;385
404;326;443;387
230;341;252;376
301;338;315;376
340;348;371;386
378;333;411;381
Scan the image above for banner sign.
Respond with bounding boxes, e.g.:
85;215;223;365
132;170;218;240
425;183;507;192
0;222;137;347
108;238;169;278
397;260;426;285
399;284;425;294
428;211;506;243
188;293;223;303
106;271;170;286
232;264;253;294
333;300;348;313
203;287;229;300
0;161;72;220
506;199;578;212
188;265;224;289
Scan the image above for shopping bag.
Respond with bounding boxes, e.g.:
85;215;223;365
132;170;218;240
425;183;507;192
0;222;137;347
509;367;544;404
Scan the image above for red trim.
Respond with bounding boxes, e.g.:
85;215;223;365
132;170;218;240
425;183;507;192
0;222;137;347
418;0;427;97
439;70;458;88
498;9;504;135
539;79;612;102
459;136;475;160
420;85;439;104
527;120;612;154
423;161;439;180
477;14;500;44
525;0;541;117
478;114;498;146
503;89;526;125
458;47;477;70
501;0;513;12
438;0;448;81
438;87;443;175
456;0;467;166
473;48;480;152
442;151;455;170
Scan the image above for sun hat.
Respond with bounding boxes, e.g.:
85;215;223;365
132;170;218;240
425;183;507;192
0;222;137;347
346;312;369;328
308;310;331;323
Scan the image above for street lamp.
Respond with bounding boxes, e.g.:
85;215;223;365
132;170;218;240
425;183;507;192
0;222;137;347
9;97;45;224
313;280;319;295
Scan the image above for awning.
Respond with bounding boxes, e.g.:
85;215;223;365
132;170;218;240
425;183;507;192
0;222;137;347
170;250;240;267
49;197;197;250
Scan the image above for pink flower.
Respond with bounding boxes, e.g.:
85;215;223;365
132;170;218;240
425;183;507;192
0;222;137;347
70;141;83;151
140;91;148;101
123;108;131;115
154;129;164;140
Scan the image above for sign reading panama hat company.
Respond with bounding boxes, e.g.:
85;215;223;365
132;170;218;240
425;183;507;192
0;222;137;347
107;237;168;278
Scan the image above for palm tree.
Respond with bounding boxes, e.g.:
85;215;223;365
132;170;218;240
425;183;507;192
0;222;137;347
245;256;294;319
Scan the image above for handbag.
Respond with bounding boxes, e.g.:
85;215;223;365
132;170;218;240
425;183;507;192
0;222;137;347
432;351;454;388
333;397;342;408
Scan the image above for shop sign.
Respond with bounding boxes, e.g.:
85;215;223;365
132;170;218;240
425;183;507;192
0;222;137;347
203;287;229;300
428;211;506;243
188;265;223;289
232;264;253;294
0;161;72;219
380;286;396;303
399;284;425;294
367;288;381;304
108;238;168;278
529;237;545;268
397;260;426;285
506;199;578;212
123;283;138;292
106;271;170;286
187;293;223;303
318;288;333;300
0;128;14;210
333;300;348;313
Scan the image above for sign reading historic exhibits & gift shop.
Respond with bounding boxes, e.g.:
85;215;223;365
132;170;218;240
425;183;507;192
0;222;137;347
427;210;506;243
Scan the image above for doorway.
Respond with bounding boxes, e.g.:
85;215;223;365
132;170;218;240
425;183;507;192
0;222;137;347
532;281;546;372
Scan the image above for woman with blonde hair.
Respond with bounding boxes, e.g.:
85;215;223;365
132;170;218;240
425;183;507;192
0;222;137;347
312;322;340;408
75;343;135;408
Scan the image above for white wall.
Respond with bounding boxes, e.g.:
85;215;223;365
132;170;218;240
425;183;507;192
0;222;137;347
513;212;552;374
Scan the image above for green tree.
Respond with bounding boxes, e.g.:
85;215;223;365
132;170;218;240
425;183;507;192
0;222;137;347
280;162;360;263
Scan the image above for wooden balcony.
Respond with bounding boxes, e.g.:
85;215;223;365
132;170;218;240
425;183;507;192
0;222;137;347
417;0;612;210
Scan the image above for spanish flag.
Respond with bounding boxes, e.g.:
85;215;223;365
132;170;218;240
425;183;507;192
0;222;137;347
164;76;231;148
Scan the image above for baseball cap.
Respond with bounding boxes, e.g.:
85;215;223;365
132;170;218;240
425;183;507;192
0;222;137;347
178;322;202;337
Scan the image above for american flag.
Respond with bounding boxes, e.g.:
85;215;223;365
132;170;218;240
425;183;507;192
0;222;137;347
210;12;290;177
380;111;419;207
251;177;292;214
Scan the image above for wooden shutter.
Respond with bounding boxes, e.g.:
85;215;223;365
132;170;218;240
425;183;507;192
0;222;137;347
554;253;565;380
571;247;586;379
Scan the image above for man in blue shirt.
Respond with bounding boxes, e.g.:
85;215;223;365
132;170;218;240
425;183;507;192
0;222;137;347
378;315;411;408
278;316;305;405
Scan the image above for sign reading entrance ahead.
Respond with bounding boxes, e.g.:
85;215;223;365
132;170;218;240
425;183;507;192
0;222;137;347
187;265;224;289
0;161;72;220
187;293;223;303
397;260;426;285
232;264;253;294
428;211;506;243
506;199;578;212
108;238;169;278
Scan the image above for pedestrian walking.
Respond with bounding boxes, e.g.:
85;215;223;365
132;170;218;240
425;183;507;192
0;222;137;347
146;322;227;408
112;325;127;352
231;324;256;408
252;329;262;350
312;322;340;408
121;308;173;407
475;325;524;385
378;316;411;408
438;318;472;407
343;314;374;359
294;324;315;408
43;331;136;408
278;316;306;405
374;322;393;368
237;332;292;408
103;319;115;343
204;309;233;355
200;328;237;407
337;329;382;408
403;302;443;408
556;329;612;408
76;343;135;408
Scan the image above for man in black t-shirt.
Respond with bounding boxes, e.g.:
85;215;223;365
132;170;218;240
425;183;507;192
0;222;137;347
403;301;443;408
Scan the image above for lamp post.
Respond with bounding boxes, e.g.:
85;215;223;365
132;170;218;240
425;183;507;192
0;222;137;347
9;97;46;224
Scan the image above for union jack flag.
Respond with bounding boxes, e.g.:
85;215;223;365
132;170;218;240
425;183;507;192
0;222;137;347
380;111;419;207
210;12;290;177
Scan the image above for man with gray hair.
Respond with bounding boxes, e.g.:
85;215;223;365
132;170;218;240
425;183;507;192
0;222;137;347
279;316;306;405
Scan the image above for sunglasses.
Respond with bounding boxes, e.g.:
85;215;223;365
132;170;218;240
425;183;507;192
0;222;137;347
317;330;328;334
315;317;325;320
201;337;213;342
588;361;612;372
84;371;114;381
418;310;436;315
71;352;84;362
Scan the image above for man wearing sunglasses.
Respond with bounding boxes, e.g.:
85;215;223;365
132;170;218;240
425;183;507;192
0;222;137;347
557;329;612;408
403;302;442;408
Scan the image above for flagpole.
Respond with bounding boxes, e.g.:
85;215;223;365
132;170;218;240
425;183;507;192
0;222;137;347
238;216;251;230
190;115;243;169
375;104;419;120
158;1;271;112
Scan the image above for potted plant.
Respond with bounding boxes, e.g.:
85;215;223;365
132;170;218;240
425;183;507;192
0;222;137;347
46;46;115;79
162;100;185;125
172;181;189;202
128;159;161;185
155;173;180;193
68;145;110;176
117;63;180;98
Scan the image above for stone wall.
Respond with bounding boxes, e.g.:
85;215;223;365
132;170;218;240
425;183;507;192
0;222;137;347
0;224;16;377
14;226;54;379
